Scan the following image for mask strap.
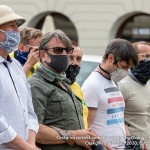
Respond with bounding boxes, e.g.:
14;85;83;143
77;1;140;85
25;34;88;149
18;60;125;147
0;29;4;33
113;55;118;64
112;56;120;69
45;51;52;57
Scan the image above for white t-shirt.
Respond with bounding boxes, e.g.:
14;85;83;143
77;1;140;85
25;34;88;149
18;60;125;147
82;71;126;149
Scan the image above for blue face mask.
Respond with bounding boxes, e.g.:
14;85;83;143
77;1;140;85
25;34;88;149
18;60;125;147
0;30;20;53
16;51;30;66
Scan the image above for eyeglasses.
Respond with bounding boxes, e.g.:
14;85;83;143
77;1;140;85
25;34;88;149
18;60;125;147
45;47;74;54
138;53;150;60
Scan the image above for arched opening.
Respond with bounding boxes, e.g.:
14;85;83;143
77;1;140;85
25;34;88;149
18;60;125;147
35;12;78;43
116;13;150;42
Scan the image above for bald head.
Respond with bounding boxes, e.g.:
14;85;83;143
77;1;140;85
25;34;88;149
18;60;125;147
133;42;150;61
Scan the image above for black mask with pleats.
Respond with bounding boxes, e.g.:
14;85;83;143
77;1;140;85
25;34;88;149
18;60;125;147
131;60;150;85
65;64;80;84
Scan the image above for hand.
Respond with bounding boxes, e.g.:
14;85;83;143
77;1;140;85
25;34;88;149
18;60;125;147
23;47;39;75
5;135;41;150
86;128;114;150
27;144;41;150
104;144;115;150
26;46;39;67
70;128;96;149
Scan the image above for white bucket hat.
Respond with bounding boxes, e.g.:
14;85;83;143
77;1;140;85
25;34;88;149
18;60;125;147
0;5;26;27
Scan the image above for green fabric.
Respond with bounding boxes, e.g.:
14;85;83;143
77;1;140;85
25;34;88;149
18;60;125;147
28;66;84;150
40;63;66;82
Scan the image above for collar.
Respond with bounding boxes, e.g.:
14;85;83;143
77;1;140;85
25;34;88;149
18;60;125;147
36;66;56;83
128;69;145;85
35;64;66;83
0;55;12;63
97;64;111;80
64;77;72;85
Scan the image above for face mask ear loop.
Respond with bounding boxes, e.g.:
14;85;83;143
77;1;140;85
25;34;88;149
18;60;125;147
116;62;119;68
0;30;5;44
112;55;119;71
0;29;4;33
112;49;118;65
112;55;118;64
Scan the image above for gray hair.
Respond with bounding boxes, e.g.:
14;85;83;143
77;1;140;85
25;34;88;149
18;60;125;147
39;29;72;50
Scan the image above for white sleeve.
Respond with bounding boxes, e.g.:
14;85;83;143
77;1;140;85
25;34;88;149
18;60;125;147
13;58;39;133
0;115;17;144
26;82;39;134
82;81;99;108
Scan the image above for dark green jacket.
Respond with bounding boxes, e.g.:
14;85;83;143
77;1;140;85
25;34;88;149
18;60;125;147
28;66;84;150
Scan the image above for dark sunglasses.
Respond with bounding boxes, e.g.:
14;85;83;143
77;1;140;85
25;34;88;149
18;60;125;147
45;47;74;54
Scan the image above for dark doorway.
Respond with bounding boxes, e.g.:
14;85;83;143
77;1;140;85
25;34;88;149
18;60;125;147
36;12;78;43
116;14;150;42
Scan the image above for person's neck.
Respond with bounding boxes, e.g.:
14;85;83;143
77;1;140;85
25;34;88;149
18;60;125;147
96;63;111;79
0;48;8;60
40;63;66;82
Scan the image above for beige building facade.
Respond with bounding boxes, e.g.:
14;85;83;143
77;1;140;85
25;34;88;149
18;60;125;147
0;0;149;55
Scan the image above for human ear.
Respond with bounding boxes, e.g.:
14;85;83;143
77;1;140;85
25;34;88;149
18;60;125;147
108;54;115;63
40;50;47;62
18;43;24;52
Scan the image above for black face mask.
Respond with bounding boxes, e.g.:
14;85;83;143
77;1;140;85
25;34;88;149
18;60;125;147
131;60;150;85
45;53;69;73
65;64;80;84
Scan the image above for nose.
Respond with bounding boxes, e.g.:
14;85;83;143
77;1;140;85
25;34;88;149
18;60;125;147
62;49;67;55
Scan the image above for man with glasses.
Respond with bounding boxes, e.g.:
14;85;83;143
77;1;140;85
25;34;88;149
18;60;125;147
28;30;97;150
10;27;42;77
82;38;138;149
118;41;150;149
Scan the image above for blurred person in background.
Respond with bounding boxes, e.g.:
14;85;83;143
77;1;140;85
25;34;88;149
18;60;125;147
82;38;138;149
10;27;42;77
0;5;39;150
118;41;150;149
65;41;88;129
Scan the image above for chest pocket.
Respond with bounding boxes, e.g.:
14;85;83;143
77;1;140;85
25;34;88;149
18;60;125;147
73;96;83;116
47;90;71;117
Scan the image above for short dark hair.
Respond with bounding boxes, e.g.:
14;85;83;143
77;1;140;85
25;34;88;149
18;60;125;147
103;38;138;67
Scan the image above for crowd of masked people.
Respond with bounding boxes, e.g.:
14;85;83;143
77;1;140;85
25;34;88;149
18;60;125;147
0;4;150;150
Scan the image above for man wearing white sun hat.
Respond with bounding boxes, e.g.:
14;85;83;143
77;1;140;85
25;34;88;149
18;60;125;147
0;5;40;150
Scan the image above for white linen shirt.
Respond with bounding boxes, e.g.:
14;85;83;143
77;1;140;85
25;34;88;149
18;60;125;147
0;56;39;150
